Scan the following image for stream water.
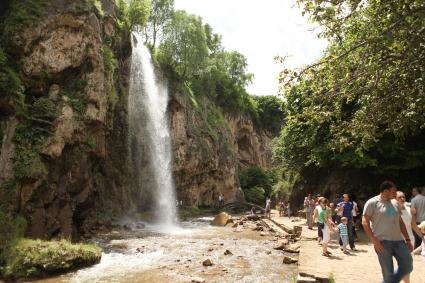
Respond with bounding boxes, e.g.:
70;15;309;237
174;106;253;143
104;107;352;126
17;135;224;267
33;217;297;283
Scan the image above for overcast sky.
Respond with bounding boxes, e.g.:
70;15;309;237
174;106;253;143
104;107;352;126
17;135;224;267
174;0;328;96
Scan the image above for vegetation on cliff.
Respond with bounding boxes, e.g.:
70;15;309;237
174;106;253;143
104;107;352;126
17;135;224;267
273;0;425;195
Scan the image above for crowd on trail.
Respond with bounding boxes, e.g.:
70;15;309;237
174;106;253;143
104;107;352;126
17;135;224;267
272;181;425;283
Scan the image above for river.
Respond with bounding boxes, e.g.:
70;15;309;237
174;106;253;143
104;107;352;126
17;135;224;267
32;217;296;283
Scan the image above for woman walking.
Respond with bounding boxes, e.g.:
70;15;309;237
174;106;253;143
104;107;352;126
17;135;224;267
396;191;415;283
313;197;335;256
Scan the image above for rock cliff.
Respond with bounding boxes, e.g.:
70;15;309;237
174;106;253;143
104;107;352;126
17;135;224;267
0;0;131;239
169;90;273;207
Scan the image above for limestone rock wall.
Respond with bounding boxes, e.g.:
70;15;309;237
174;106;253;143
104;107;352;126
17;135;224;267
0;0;131;239
169;91;273;207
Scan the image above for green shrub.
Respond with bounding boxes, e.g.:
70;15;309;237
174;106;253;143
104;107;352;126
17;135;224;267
2;0;45;38
3;239;102;279
244;186;265;205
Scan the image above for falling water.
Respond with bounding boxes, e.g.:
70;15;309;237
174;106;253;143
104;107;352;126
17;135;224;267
128;33;177;228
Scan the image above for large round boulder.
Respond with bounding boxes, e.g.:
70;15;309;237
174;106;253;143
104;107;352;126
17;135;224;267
210;212;232;226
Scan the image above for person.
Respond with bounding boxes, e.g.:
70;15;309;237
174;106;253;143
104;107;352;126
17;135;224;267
410;187;425;248
265;197;271;219
287;202;292;218
338;217;350;254
304;194;314;229
314;197;324;244
313;197;335;256
415;221;425;256
396;191;415;283
352;198;359;240
218;193;224;207
362;181;413;283
279;199;285;217
250;206;256;216
329;203;338;224
337;194;356;250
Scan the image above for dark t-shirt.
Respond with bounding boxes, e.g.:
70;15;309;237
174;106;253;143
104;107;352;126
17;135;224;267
338;201;354;220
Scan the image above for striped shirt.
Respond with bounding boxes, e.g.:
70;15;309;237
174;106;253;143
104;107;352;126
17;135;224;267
338;223;348;236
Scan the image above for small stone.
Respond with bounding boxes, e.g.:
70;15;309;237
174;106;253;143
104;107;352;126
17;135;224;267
208;248;214;252
232;223;238;228
224;249;233;255
282;256;298;264
202;259;213;266
191;276;206;283
265;250;272;255
260;232;267;236
274;239;290;250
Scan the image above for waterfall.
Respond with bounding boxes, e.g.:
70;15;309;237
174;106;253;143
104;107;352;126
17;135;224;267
128;33;177;228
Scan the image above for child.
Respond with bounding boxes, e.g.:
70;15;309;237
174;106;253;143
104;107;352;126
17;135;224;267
416;221;425;256
338;217;350;254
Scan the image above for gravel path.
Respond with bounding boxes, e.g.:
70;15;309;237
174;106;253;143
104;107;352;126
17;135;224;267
271;212;425;283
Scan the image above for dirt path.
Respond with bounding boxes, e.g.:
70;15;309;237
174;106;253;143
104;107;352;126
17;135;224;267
271;211;425;283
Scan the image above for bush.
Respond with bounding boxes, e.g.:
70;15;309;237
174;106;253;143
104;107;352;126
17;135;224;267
3;239;102;279
244;186;265;205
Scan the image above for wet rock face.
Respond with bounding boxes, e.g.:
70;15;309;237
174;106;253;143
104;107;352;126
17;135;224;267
0;1;131;239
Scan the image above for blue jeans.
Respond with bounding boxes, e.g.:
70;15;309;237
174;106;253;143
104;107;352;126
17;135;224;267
376;240;413;283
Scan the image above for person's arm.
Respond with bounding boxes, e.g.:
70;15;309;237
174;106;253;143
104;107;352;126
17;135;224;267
399;217;414;252
313;207;318;223
362;214;384;253
410;206;423;238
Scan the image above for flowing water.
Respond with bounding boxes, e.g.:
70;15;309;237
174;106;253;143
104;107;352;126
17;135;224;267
128;32;177;228
33;218;297;283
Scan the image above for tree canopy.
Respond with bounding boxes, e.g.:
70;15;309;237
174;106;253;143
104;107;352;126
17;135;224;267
274;0;425;185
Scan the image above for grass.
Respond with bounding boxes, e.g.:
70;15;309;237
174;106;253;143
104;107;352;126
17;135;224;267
3;239;102;279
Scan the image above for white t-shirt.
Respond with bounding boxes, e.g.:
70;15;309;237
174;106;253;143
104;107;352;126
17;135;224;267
400;206;415;247
352;201;358;217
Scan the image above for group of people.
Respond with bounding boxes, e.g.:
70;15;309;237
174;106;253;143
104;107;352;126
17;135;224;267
303;182;425;283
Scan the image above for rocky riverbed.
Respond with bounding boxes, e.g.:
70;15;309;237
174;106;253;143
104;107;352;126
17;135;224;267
31;215;299;283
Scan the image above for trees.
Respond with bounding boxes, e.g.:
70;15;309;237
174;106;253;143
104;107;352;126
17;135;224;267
144;0;174;47
156;10;208;81
274;0;425;184
128;0;151;31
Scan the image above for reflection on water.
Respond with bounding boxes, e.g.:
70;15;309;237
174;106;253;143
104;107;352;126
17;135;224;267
32;218;296;283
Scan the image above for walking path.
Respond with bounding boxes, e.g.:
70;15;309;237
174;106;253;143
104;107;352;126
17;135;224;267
270;211;425;283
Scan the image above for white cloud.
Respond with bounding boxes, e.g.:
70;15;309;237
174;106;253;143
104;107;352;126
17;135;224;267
174;0;327;96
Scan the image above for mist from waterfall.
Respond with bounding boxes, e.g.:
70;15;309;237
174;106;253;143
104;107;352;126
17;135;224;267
128;32;177;229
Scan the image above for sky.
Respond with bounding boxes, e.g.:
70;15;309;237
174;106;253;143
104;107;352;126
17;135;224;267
174;0;328;96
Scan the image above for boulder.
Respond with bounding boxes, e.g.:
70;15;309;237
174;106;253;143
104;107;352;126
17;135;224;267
211;212;231;226
273;239;290;250
283;243;300;253
282;256;298;264
202;259;213;266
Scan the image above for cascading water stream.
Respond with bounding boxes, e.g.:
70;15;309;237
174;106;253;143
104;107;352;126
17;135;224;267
128;32;177;229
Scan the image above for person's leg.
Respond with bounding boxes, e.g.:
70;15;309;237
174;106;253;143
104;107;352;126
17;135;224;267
348;221;355;249
377;240;395;283
322;224;330;254
317;223;323;243
342;235;349;252
413;227;421;248
393;241;413;283
307;212;312;228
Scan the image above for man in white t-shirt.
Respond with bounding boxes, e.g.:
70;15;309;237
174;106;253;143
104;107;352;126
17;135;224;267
411;187;425;248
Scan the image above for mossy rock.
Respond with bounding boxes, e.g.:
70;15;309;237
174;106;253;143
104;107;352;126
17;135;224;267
3;238;102;279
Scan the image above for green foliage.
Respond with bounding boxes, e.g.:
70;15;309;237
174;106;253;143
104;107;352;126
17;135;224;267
252;95;286;135
2;239;101;279
239;166;276;204
86;136;96;149
102;46;119;109
244;186;266;205
0;47;25;110
128;0;151;31
144;0;174;47
1;0;45;38
271;170;300;201
275;0;425;180
157;10;208;81
0;210;26;267
102;46;118;75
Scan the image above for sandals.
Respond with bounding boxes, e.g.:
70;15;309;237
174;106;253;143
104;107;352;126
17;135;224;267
322;252;330;257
